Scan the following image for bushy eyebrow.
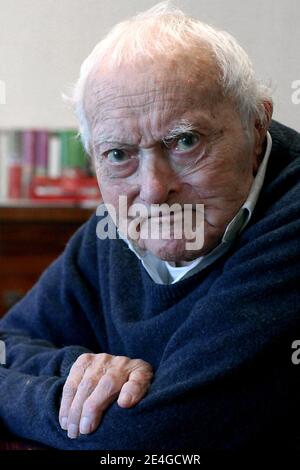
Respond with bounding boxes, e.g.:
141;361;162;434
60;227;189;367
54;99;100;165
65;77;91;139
93;117;205;151
163;119;197;142
93;137;134;151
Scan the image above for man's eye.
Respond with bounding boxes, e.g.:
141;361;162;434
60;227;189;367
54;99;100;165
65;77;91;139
175;133;200;152
107;149;129;163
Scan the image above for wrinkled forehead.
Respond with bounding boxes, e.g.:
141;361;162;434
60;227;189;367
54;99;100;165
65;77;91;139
83;54;222;131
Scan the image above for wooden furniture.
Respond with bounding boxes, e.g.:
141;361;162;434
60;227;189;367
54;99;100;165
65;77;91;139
0;433;46;450
0;203;95;317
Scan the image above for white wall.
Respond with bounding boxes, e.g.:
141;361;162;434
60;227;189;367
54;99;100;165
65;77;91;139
0;0;299;131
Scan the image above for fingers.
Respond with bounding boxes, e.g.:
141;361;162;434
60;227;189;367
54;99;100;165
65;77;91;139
118;362;153;408
79;369;129;435
59;353;97;431
64;356;112;439
59;354;153;439
66;373;100;438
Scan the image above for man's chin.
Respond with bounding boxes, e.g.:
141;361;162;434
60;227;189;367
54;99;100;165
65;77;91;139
135;238;204;262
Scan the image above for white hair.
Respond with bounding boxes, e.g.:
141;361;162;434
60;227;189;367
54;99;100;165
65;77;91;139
68;1;272;154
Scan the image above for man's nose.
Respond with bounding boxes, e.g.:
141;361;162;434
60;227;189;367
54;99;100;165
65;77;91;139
138;148;180;205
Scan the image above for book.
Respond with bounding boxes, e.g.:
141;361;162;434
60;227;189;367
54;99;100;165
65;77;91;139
35;130;48;177
0;128;98;205
60;130;87;176
48;134;61;178
29;175;100;202
22;130;36;198
7;131;22;199
0;132;9;200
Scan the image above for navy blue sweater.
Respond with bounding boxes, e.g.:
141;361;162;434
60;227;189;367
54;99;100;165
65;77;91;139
0;121;300;450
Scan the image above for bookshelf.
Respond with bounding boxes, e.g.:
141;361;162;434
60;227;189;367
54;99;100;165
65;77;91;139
0;129;100;203
0;198;98;209
0;128;101;316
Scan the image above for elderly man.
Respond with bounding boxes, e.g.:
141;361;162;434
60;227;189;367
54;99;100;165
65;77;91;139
0;3;299;450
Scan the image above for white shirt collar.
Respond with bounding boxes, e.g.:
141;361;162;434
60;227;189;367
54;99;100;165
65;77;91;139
119;131;272;284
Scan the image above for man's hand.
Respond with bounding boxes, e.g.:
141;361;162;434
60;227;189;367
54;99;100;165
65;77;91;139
59;353;153;439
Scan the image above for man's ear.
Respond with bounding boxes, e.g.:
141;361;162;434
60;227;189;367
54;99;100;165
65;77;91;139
252;100;273;173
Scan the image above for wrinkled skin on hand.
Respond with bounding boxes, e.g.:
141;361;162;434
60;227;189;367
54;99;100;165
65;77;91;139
59;353;153;439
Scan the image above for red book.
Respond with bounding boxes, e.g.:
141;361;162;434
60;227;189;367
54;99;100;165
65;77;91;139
8;165;22;199
7;131;22;199
29;175;100;202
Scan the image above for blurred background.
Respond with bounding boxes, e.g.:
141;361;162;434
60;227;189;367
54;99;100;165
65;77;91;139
0;0;299;130
0;0;299;316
